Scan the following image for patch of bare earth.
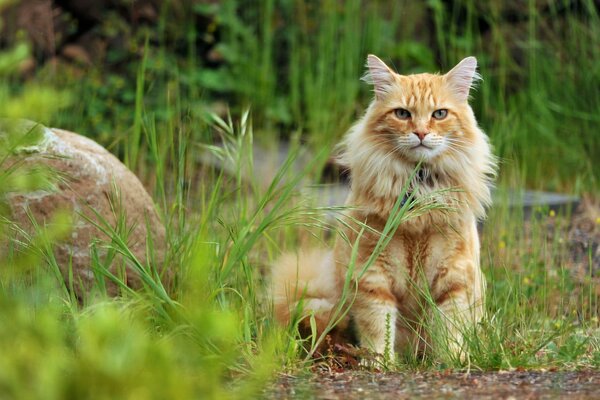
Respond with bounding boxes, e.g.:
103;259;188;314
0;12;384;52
267;370;600;399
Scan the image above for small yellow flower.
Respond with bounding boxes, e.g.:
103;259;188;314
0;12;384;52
499;240;506;249
523;277;531;285
595;217;600;225
549;210;556;217
554;321;561;329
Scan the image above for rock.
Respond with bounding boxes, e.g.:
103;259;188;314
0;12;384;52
0;119;168;298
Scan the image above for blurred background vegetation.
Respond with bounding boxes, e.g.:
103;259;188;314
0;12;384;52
1;1;599;398
2;0;598;192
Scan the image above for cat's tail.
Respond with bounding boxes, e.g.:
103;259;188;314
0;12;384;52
271;248;345;335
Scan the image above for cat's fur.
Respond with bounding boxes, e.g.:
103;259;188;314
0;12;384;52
272;55;496;362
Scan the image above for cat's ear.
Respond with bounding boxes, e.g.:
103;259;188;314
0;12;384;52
362;54;396;100
445;56;481;102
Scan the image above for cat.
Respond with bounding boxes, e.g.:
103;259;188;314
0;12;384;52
272;55;496;363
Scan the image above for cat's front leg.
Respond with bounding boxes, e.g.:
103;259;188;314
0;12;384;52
353;274;397;366
430;259;484;361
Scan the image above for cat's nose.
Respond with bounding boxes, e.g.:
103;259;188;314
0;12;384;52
413;131;429;141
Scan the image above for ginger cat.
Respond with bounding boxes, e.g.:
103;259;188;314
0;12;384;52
272;55;496;363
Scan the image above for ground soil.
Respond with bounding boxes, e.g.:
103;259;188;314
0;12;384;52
267;370;600;399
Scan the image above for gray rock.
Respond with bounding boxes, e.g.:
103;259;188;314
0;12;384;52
1;120;168;298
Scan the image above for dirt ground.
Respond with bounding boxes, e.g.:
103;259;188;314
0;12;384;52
266;370;600;399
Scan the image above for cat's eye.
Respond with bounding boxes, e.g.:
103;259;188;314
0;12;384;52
432;109;448;119
394;108;411;120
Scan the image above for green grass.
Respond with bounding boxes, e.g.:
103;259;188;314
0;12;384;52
1;0;599;398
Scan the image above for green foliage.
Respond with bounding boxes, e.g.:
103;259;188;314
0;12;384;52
0;106;64;220
0;2;71;124
0;0;599;397
44;1;600;192
0;111;289;397
0;288;262;399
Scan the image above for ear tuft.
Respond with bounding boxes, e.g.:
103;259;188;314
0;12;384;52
361;54;396;100
445;56;481;102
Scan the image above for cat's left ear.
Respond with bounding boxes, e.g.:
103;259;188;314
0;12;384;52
445;56;481;102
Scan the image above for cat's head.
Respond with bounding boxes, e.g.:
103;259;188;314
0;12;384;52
339;55;495;217
360;55;481;163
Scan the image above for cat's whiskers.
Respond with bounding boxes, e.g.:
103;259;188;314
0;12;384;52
444;143;469;153
443;144;469;160
367;139;406;168
445;146;471;161
446;143;468;157
444;137;471;155
444;136;469;147
352;140;398;161
379;143;406;166
352;135;404;160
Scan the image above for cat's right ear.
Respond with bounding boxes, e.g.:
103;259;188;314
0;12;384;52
362;54;396;100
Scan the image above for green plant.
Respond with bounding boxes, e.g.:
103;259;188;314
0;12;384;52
1;1;599;397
